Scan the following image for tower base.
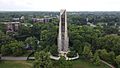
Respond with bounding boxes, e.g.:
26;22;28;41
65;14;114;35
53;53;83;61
59;51;68;57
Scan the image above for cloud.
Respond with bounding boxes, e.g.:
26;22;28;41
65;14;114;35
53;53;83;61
0;0;120;11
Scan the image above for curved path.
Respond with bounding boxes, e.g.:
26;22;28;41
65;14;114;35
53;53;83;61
1;57;35;60
100;60;115;68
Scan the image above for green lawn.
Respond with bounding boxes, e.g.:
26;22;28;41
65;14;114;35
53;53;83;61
71;59;110;68
0;61;32;68
0;59;110;68
53;59;110;68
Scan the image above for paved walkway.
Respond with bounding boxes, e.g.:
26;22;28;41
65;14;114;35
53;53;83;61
1;57;35;60
50;55;60;60
100;60;115;68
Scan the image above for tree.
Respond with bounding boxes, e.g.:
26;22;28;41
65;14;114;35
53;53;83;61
99;49;115;64
115;55;120;68
99;49;109;61
98;35;120;55
0;31;13;46
25;36;37;50
41;28;57;45
0;23;6;32
34;51;52;68
10;41;24;56
31;23;41;39
103;26;119;34
58;56;73;68
69;25;102;53
72;40;83;55
1;44;12;56
50;45;58;56
67;51;77;58
82;44;93;59
1;40;24;56
109;51;115;62
58;56;66;68
92;50;101;65
18;24;31;36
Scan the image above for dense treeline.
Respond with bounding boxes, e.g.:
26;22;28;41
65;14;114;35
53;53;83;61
68;13;120;25
0;12;120;67
0;12;59;22
1;11;120;25
68;24;120;67
0;22;58;54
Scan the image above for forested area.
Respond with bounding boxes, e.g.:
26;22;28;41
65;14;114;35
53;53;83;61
0;12;120;68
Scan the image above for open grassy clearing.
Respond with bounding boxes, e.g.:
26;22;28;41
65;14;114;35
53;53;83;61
52;59;110;68
0;60;32;68
0;59;110;68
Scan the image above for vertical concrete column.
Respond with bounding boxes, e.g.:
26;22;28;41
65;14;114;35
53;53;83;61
58;10;62;52
58;9;69;54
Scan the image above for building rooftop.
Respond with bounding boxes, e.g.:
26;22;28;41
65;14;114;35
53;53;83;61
1;22;20;24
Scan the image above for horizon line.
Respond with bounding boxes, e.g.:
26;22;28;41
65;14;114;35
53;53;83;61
1;10;120;12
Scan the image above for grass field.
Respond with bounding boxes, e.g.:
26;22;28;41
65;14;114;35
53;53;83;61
0;61;33;68
0;59;110;68
71;59;110;68
53;59;110;68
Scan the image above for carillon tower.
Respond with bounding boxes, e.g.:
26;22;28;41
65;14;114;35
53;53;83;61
58;9;69;54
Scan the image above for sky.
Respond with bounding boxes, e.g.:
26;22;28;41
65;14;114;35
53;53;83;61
0;0;120;11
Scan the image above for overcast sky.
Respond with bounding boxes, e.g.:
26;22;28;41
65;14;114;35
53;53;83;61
0;0;120;11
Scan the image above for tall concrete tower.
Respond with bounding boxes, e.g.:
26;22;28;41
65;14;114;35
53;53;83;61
58;9;69;54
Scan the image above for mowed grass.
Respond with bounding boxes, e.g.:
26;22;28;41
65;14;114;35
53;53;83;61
0;59;110;68
53;59;110;68
0;61;33;68
71;59;110;68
